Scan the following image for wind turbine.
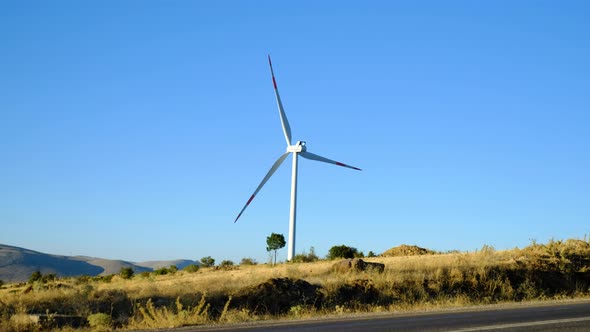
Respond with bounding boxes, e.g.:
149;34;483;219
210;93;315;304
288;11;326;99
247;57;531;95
234;56;361;261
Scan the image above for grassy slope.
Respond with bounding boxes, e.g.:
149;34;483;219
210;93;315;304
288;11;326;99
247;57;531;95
1;238;590;330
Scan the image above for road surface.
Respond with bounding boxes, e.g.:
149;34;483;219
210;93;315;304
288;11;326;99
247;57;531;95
172;300;590;332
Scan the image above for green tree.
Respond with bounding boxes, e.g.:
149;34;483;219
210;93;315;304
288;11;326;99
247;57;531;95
328;245;359;259
220;260;234;267
119;267;134;279
0;280;4;288
367;251;377;258
266;233;286;266
200;256;215;267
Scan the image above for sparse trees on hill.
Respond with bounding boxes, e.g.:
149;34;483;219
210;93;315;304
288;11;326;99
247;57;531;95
328;245;359;259
266;233;286;266
200;256;215;267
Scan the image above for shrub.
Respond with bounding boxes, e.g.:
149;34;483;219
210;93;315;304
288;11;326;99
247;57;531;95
75;275;91;285
168;265;178;273
220;260;234;267
240;257;257;265
200;256;215;267
153;267;169;275
29;271;42;284
120;267;134;279
0;279;3;288
328;245;359;259
87;313;112;331
291;247;320;263
183;264;200;273
367;251;376;257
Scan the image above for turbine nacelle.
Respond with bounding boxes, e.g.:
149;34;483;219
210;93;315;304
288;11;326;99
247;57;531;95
287;141;306;153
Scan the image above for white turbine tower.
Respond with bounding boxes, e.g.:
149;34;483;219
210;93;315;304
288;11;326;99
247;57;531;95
235;56;361;261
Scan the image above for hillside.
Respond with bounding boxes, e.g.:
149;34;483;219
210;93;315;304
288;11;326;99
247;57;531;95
0;244;195;282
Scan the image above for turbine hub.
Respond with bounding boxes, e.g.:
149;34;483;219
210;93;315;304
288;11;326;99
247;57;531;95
287;141;307;153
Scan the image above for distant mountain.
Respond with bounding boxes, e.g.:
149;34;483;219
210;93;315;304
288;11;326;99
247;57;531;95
0;244;196;282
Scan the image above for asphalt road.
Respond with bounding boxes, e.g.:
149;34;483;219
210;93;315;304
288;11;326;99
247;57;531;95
180;301;590;332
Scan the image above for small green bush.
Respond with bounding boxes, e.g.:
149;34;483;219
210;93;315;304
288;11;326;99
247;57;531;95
168;265;178;273
183;264;200;273
240;257;257;265
367;251;376;257
75;275;91;285
291;247;320;263
87;313;112;331
119;267;134;279
153;267;169;275
28;271;42;284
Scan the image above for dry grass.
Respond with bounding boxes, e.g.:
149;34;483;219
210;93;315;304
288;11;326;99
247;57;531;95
1;238;590;331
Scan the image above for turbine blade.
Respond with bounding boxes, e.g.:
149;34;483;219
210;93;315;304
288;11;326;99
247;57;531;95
268;55;292;146
300;151;362;171
234;152;290;222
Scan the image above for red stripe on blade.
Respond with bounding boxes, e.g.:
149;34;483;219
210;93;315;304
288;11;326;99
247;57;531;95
246;194;255;205
336;162;346;167
272;76;277;89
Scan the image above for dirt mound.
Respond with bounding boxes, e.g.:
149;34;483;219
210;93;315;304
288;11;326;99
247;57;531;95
382;244;435;257
234;278;323;315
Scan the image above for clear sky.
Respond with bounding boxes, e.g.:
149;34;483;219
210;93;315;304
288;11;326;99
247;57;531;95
1;1;589;264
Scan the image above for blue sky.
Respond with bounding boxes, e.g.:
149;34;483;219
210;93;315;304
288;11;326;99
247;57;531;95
1;1;588;264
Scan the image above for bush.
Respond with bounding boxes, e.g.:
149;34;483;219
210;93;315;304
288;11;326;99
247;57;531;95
120;267;134;279
75;275;91;285
367;251;376;257
0;279;3;288
41;273;57;283
240;257;257;265
220;260;234;267
328;245;359;259
87;313;112;331
200;256;215;267
291;247;320;263
168;265;178;273
153;267;169;275
183;264;200;273
29;271;42;284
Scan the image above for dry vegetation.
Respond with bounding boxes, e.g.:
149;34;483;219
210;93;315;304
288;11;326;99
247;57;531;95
1;238;590;331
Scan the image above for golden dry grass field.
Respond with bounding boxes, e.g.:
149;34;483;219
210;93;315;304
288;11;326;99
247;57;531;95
1;238;590;331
